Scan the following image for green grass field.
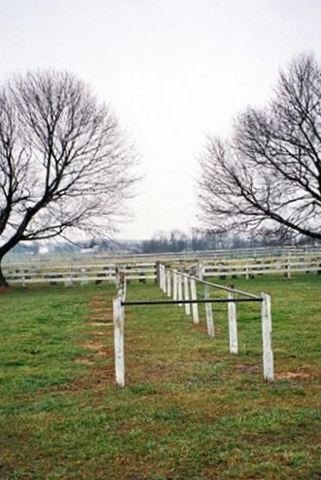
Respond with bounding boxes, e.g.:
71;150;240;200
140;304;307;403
1;275;321;479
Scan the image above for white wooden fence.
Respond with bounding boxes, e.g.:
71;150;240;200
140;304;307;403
198;255;321;279
3;251;321;286
3;262;157;286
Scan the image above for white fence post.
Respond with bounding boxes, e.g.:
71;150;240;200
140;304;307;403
113;295;125;387
286;257;291;279
204;285;214;337
163;266;167;293
228;292;238;353
115;266;121;290
261;292;274;381
183;275;191;315
245;264;249;280
159;264;163;290
122;278;127;302
64;274;73;287
178;274;183;307
160;265;165;292
197;262;204;280
166;270;171;297
190;278;199;324
173;271;178;300
80;268;89;286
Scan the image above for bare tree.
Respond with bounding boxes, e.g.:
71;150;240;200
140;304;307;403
0;71;137;286
199;54;321;243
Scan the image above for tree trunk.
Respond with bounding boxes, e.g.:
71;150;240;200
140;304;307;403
0;257;9;287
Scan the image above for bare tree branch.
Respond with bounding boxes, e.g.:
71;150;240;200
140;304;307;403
0;70;138;285
198;53;321;242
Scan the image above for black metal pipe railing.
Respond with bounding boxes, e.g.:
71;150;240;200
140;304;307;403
122;297;262;306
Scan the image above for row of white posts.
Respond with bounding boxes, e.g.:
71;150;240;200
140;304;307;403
158;263;274;382
112;264;274;387
159;264;212;334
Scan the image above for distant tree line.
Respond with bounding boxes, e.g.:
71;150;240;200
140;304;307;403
137;230;313;254
8;228;320;258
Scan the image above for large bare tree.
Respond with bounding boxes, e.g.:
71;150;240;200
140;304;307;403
0;71;137;286
199;54;321;243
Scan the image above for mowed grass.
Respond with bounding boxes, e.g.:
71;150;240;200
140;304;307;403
0;275;321;479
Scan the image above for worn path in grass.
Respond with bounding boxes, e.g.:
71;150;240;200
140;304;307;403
0;276;321;479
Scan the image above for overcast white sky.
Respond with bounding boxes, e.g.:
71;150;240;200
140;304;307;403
1;0;321;239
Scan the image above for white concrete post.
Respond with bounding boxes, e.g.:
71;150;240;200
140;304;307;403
190;278;199;324
173;271;178;300
261;292;274;381
160;265;164;292
115;267;121;288
109;266;113;283
122;278;127;302
159;264;162;290
178;274;183;307
163;266;168;295
228;292;238;353
245;264;249;280
163;266;167;293
166;270;171;297
204;285;214;337
159;264;164;291
197;262;204;280
64;274;73;287
286;257;291;279
183;275;191;315
80;268;89;286
113;295;125;387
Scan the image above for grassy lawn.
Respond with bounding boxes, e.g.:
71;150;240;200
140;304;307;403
0;275;321;479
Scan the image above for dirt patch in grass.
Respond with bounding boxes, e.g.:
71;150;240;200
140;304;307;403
81;340;105;350
75;357;94;365
87;295;112;319
54;364;116;393
90;295;111;307
277;370;314;380
80;340;113;359
87;316;110;322
75;292;114;366
193;324;222;336
235;364;261;374
88;321;112;327
128;364;170;383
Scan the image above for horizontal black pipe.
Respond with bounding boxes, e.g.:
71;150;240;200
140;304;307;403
122;297;263;306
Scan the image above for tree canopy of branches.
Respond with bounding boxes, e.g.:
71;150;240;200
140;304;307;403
199;54;321;243
0;70;137;286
